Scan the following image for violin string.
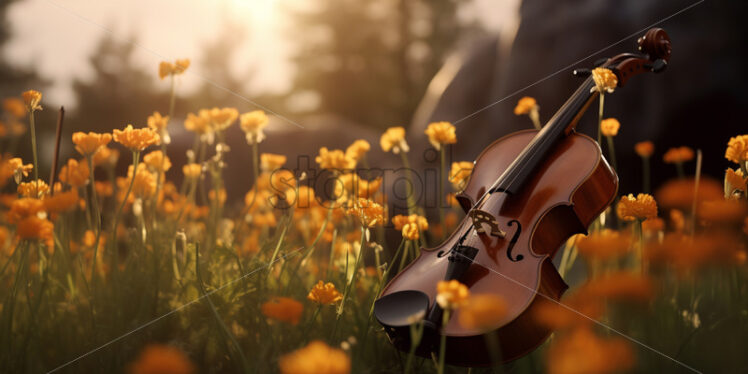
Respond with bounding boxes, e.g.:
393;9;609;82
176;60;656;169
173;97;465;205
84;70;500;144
452;250;703;373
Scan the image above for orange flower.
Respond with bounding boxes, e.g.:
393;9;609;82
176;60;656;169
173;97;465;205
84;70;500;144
334;174;380;201
347;198;384;227
3;98;26;118
725;134;748;164
345;139;370;161
95;181;114;197
261;297;304;325
59;158;90;187
278;340;350;374
7;198;45;224
239;110;269;144
424;121;457;150
72;132;112;156
307;280;343;305
513;96;537;115
93;146;119;167
616;193;657;221
392;214;428;240
205;107;238;132
670;209;685;231
183;112;211;135
147;112;170;144
576;229;632;260
600;118;620;137
656;177;723;209
449;161;474;191
641;217;665;234
634;141;654;158
436;280;469;309
7;157;33;183
647;233;745;273
130;165;157;199
457;294;507;331
16;216;54;247
547;327;633;374
380;126;409;154
17;180;49;198
663;146;694;164
577;271;654;302
260;153;287;172
128;344;195;374
158;59;190;79
591;68;618;93
182;163;202;179
21;90;42;111
725;168;747;197
533;295;604;330
316;147;355;170
143;150;172;172
43;189;79;217
113;125;160;152
698;199;748;223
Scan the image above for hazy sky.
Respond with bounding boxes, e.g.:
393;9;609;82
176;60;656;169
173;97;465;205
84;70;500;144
3;0;516;108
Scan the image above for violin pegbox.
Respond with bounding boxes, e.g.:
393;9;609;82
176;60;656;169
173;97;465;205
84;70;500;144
468;209;506;238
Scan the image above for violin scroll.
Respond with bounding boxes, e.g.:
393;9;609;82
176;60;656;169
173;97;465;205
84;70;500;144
606;28;672;86
638;28;671;62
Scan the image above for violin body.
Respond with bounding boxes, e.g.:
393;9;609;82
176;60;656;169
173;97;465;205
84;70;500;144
375;27;670;367
377;130;617;366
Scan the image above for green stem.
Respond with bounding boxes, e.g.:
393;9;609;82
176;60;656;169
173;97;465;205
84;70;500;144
29;110;39;184
404;321;424;374
438;148;446;225
400;152;416;215
437;309;450;374
597;94;605;144
605;135;618;172
337;227;366;318
109;151;140;275
675;162;685;179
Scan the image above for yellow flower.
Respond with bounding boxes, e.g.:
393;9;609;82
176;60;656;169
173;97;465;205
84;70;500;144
641;217;665;234
205;107;238;132
345;139;370;161
591;67;617;93
548;327;634;374
424;121;457;150
380;126;409;154
333;174;381;201
316;147;355;170
3;98;26;118
261;297;304;325
698;199;747;223
436;280;470;309
600;118;620;137
158;59;191;80
458;294;507;330
663;146;694;164
182;163;202;179
18;180;50;198
93;146;119;167
448;161;474;191
616;193;657;221
307;280;343;305
184;112;211;135
72;132;112;156
513;96;538;115
634;141;654;158
21;90;42;111
261;153;287;172
279;340;350;374
725;168;747;197
725;134;748;164
8;158;33;184
392;214;428;240
128;344;195;374
240;110;269;144
347;198;384;227
59;158;90;187
16;216;54;248
113;125;160;152
143;150;172;172
147;111;171;144
130;165;157;199
576;229;632;261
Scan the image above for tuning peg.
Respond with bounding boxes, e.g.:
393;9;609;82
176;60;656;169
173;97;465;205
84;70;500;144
651;59;667;73
573;68;591;77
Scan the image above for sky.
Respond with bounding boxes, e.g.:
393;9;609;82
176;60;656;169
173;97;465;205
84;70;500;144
3;0;517;108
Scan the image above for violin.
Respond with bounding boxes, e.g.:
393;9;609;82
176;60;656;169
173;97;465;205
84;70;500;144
374;28;672;366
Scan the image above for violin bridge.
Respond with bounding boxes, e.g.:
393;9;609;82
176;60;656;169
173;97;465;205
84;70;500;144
468;209;506;238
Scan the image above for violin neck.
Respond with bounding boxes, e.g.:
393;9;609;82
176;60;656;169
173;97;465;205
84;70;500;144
490;77;599;196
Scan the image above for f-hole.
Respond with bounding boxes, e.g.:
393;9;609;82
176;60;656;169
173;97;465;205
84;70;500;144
506;220;523;262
